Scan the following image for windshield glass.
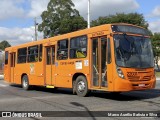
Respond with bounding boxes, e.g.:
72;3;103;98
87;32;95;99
114;34;154;68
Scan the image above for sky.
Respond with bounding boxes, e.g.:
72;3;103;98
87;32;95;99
0;0;160;46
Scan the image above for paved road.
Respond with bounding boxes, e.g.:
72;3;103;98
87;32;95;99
0;79;160;120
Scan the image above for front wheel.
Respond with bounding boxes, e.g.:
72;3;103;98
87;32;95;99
22;75;30;90
75;76;89;97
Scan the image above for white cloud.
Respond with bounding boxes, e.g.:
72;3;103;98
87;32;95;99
27;0;50;17
148;6;160;18
0;0;50;20
0;0;25;20
73;0;139;20
27;0;140;20
0;0;139;20
0;27;43;46
1;0;159;46
149;20;160;33
148;6;160;33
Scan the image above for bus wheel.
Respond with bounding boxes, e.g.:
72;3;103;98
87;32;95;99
75;76;89;97
22;75;30;90
72;81;76;95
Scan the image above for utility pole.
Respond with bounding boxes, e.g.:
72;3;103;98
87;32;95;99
34;17;38;41
87;0;90;28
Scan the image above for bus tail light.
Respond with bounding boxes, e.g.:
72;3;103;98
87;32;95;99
117;68;125;79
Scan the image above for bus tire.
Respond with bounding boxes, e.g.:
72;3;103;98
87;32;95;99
75;76;89;97
72;81;76;95
22;75;30;90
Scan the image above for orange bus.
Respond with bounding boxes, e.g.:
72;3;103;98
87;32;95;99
4;23;156;97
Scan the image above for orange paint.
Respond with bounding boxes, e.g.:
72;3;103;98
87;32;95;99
4;23;156;93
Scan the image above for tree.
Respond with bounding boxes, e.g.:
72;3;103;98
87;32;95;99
0;44;3;50
91;13;148;29
38;0;87;38
151;33;160;69
0;40;11;50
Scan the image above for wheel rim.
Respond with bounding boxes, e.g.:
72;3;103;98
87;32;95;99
23;77;28;88
77;80;85;93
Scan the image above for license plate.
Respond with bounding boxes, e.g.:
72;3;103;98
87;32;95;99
139;84;145;87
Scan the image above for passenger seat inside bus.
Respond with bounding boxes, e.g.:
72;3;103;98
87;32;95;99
76;50;85;58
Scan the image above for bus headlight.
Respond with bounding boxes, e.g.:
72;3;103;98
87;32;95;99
117;68;125;79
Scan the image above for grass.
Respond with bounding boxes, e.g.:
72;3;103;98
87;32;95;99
156;72;160;78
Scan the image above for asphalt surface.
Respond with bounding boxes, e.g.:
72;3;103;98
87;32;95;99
0;78;159;120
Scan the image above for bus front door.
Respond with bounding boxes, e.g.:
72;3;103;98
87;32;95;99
45;46;56;86
91;37;108;88
10;52;15;83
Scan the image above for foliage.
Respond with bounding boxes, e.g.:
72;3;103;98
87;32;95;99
151;33;160;69
156;72;160;77
0;40;10;73
91;13;148;29
38;0;87;38
0;44;3;50
0;40;11;50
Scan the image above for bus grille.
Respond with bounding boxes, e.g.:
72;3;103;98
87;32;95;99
127;72;151;82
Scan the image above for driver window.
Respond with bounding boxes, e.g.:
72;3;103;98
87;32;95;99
57;39;68;60
70;35;87;59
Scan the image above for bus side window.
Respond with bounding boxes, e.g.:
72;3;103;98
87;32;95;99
17;48;27;64
57;39;68;60
70;35;87;59
5;51;8;65
28;45;38;63
52;46;55;64
39;44;43;62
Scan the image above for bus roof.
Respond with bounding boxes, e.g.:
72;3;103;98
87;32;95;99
5;23;146;51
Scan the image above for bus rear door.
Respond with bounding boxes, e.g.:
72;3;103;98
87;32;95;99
45;45;56;86
10;52;16;83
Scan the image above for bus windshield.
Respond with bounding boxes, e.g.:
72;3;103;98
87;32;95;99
114;34;154;68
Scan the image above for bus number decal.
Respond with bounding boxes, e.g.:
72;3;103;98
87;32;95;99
60;62;74;65
92;31;104;37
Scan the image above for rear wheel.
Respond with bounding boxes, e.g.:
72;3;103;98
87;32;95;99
75;76;89;97
22;75;30;90
72;81;76;95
